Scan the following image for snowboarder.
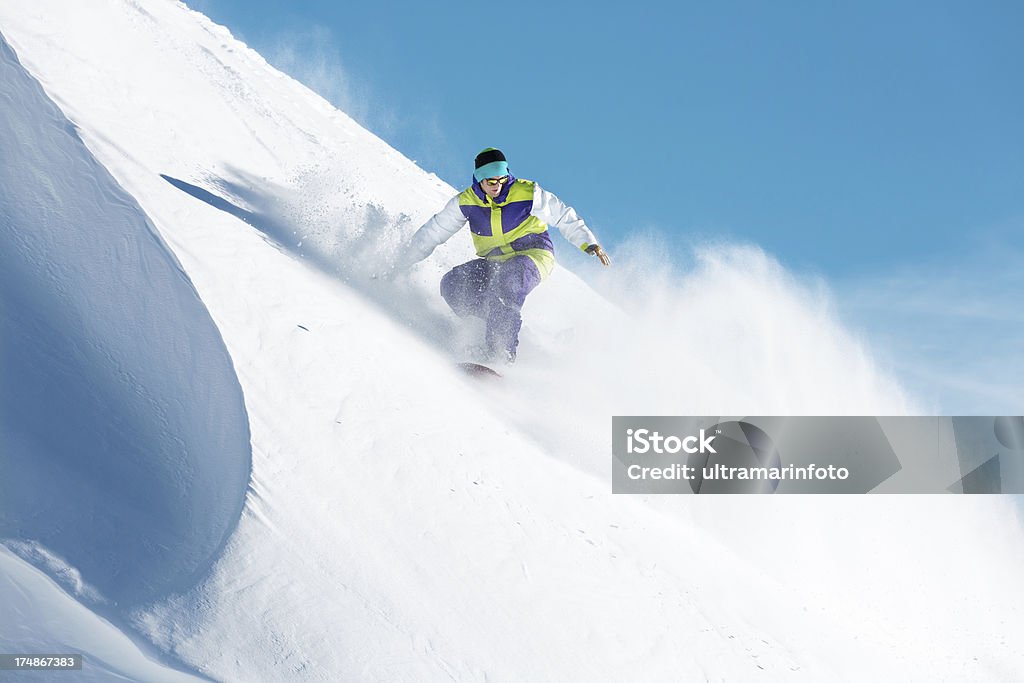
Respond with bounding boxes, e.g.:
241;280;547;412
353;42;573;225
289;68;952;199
401;148;610;363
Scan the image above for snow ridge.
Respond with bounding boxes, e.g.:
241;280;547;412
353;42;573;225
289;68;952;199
0;31;250;608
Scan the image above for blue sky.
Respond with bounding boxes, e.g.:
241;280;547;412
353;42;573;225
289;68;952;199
194;0;1022;273
191;0;1022;412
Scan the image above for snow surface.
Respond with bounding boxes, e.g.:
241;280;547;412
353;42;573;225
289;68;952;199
0;545;201;681
1;1;1023;681
0;26;249;611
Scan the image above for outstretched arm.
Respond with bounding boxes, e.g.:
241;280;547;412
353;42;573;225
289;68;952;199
403;195;467;267
532;184;611;266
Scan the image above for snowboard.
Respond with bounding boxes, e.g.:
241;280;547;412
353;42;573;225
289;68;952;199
456;362;502;379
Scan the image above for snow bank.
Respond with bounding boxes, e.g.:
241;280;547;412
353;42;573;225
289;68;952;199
0;546;202;681
0;32;250;607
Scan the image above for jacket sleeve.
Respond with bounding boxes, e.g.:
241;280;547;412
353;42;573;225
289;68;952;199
404;195;467;265
531;183;599;251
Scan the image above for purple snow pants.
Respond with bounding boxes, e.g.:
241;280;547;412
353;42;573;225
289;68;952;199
440;255;542;360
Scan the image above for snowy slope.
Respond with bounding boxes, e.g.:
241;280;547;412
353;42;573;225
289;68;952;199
2;1;1023;681
0;545;202;682
0;24;249;610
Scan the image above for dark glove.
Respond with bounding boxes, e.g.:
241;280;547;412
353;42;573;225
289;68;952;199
586;244;611;266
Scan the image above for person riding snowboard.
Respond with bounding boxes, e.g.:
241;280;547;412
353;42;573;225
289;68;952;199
403;148;611;363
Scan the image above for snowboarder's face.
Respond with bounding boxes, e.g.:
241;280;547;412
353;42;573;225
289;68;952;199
481;175;508;198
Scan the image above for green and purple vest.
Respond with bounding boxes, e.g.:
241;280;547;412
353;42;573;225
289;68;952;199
458;177;555;278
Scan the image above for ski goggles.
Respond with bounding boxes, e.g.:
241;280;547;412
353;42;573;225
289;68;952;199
483;176;510;187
